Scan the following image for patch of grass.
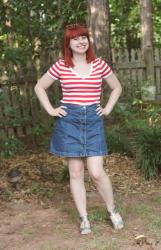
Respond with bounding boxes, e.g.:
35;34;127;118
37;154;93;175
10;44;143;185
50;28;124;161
131;204;152;217
39;243;64;250
2;188;13;200
148;214;161;238
21;229;34;240
52;223;62;233
99;240;119;250
92;224;105;235
52;221;62;231
24;181;54;198
83;237;119;250
131;203;161;239
151;193;161;204
61;206;78;221
89;206;107;222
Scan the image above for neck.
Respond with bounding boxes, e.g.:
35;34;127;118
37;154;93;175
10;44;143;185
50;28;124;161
72;53;87;64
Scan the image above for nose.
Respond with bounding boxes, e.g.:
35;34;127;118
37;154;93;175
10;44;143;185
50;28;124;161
78;38;86;44
77;37;86;42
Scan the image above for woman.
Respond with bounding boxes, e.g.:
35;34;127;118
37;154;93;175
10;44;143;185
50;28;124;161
34;24;124;234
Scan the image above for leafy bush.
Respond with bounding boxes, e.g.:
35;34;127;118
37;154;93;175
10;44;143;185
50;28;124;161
106;127;133;156
109;102;135;125
31;124;45;136
125;118;147;131
0;136;25;158
135;127;161;180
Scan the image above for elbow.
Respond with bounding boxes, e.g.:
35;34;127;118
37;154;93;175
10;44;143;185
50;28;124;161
118;85;122;95
34;82;40;93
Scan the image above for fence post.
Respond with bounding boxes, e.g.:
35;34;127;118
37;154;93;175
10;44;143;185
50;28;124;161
141;47;156;101
154;48;161;100
144;47;155;85
140;0;156;100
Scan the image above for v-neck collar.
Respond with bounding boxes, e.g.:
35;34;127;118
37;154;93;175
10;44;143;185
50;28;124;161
70;62;93;79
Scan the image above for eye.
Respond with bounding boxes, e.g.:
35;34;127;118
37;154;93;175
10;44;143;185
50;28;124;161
73;37;79;40
82;36;87;39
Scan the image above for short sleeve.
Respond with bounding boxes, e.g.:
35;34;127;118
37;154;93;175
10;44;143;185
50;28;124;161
101;59;113;79
47;60;61;80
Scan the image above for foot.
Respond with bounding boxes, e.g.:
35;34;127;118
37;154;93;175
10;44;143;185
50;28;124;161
80;217;91;235
109;208;124;230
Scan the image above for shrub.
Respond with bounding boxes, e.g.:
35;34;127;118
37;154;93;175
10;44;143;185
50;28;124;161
135;126;161;180
106;127;133;156
0;136;24;158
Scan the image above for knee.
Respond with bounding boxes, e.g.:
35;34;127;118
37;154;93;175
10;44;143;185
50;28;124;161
90;170;105;182
69;169;83;180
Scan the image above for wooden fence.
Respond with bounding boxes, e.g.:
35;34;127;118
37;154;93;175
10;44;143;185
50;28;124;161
112;48;161;100
0;48;161;139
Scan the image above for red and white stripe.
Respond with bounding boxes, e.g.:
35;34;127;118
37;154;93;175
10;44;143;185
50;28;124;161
47;58;112;105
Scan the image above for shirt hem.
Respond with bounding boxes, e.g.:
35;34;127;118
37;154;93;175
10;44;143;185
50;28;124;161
103;70;113;79
60;100;100;106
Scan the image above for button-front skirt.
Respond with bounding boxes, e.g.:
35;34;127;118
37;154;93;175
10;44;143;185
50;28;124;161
49;103;108;157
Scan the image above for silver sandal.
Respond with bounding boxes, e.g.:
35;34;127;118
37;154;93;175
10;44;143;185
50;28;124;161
80;216;91;235
109;208;124;230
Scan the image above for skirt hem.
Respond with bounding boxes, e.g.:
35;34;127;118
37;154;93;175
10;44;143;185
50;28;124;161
49;150;108;157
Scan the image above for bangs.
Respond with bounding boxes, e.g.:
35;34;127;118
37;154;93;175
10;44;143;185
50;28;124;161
65;25;89;39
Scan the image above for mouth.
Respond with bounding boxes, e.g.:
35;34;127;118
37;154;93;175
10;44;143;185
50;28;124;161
77;45;87;49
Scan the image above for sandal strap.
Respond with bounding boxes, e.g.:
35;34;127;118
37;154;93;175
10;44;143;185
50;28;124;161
111;214;123;225
80;226;91;231
109;207;118;216
80;215;88;220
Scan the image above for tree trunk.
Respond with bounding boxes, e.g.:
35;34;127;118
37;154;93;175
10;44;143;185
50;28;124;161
140;0;155;90
87;0;112;65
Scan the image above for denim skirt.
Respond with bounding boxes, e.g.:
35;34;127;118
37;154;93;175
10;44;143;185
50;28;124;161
49;103;108;157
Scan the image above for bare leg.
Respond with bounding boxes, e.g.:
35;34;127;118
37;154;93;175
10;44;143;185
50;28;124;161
86;156;115;212
68;157;91;234
68;157;87;217
86;156;124;229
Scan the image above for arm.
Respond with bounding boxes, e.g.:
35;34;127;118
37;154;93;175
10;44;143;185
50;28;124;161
34;73;67;117
96;73;122;116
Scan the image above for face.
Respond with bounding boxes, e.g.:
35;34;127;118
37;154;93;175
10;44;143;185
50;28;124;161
69;35;89;55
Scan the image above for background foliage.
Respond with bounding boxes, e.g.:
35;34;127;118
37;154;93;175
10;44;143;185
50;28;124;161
0;0;161;83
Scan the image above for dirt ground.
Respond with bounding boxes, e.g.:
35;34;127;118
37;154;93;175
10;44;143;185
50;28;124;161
0;151;161;250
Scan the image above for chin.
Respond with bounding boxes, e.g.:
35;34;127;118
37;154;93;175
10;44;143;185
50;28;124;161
76;49;88;54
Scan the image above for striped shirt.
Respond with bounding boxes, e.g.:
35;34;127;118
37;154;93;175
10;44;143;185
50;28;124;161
47;58;112;105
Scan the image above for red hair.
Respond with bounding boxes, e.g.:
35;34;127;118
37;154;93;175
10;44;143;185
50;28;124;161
63;24;96;67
